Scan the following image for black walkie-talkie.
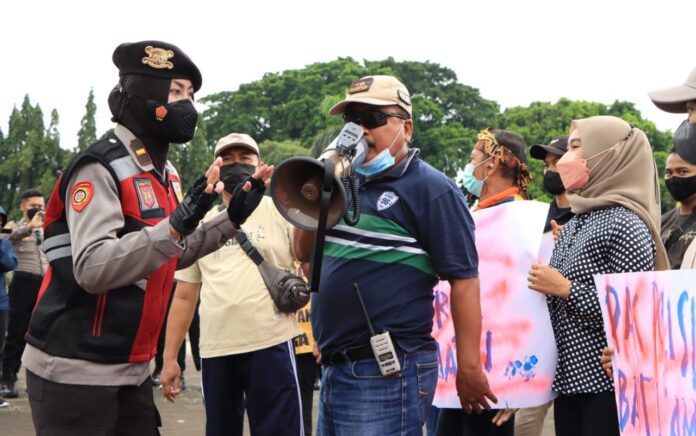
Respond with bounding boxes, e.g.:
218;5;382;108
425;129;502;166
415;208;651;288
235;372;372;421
353;283;401;376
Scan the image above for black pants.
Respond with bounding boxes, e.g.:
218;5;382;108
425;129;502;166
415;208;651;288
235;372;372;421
2;272;42;382
435;408;514;436
295;352;319;436
554;392;620;436
0;309;8;378
26;370;161;436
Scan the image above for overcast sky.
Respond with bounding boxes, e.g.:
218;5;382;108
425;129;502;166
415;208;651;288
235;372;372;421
2;1;695;149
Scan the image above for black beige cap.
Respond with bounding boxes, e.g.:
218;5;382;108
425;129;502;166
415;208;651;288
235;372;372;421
530;136;569;160
113;40;202;92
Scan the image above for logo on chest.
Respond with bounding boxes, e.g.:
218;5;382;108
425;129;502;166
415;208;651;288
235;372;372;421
376;191;399;211
134;178;160;211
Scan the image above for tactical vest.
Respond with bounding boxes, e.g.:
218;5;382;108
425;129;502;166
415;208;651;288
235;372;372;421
25;133;182;364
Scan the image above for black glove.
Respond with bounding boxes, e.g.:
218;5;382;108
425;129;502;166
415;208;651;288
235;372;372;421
227;176;266;227
170;175;217;237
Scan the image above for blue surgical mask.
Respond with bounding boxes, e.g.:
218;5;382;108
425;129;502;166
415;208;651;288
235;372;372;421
460;158;491;198
356;147;395;177
356;124;403;177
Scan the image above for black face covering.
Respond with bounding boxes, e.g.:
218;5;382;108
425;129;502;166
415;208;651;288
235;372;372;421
666;175;696;202
220;163;256;194
108;75;198;144
673;120;696;165
543;170;565;196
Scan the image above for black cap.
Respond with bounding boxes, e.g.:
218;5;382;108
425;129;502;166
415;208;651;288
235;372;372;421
112;40;202;92
530;136;569;161
673;120;696;165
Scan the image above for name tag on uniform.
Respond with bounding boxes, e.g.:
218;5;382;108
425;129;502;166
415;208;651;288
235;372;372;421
171;180;184;203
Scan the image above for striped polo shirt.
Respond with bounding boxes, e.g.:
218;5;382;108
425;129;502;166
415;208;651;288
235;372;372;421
312;150;479;360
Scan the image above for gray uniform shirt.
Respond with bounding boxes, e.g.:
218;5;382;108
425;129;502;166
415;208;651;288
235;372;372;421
23;124;237;386
8;219;48;276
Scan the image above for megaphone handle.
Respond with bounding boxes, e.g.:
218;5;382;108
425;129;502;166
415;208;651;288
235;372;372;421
307;159;335;293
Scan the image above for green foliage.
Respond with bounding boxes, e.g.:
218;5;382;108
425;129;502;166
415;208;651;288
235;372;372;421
0;58;681;221
498;98;675;204
76;88;97;152
259;139;310;166
0;96;69;219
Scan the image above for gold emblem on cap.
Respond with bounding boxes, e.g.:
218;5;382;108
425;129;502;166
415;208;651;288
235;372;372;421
142;46;174;70
348;77;374;94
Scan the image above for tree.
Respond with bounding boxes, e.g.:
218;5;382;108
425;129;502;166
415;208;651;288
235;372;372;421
76;88;97;152
0;96;69;219
259;139;310;166
202;58;499;178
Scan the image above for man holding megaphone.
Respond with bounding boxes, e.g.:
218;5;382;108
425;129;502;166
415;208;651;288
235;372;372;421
292;75;495;435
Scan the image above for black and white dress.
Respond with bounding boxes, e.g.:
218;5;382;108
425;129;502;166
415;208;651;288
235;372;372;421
547;206;656;394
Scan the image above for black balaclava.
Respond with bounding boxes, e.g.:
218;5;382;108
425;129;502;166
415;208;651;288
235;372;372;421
108;74;197;174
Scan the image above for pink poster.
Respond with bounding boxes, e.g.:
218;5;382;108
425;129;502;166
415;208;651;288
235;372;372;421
432;200;558;409
597;270;696;436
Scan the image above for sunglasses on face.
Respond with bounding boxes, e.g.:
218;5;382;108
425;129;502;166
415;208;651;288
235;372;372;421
342;110;407;129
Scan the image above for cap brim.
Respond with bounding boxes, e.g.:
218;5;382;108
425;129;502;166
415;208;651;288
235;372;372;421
648;84;696;114
529;144;564;161
329;97;402;115
214;142;259;158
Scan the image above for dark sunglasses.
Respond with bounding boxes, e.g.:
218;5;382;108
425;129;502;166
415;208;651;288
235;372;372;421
343;110;407;129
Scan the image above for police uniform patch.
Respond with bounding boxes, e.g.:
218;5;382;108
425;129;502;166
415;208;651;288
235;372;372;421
134;178;160;210
141;46;174;70
71;182;93;213
171;180;184;203
129;140;153;167
348;77;374;94
155;105;168;121
377;191;399;211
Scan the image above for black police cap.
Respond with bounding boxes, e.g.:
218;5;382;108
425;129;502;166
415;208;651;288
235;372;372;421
112;40;202;92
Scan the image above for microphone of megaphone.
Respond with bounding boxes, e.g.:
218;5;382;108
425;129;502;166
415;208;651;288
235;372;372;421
271;123;367;231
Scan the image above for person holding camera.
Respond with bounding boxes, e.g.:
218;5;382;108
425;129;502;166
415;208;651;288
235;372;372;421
161;133;304;436
0;188;46;399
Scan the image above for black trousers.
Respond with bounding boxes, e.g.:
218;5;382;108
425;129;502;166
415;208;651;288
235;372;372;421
2;272;42;381
554;392;620;436
295;352;319;436
436;408;514;436
0;309;8;377
26;370;161;436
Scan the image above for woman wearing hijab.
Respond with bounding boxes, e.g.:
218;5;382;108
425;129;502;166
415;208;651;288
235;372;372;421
526;116;668;436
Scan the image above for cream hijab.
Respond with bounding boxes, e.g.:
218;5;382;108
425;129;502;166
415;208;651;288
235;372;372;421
567;115;668;271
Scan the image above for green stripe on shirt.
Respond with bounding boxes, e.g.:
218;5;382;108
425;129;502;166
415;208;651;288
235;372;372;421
324;240;435;275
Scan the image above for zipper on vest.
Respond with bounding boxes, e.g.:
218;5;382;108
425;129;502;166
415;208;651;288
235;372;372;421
92;293;108;337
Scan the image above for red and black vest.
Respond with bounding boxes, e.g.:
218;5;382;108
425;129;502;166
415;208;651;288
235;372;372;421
25;133;183;364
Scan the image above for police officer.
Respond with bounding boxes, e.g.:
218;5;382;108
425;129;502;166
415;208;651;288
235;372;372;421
22;40;271;435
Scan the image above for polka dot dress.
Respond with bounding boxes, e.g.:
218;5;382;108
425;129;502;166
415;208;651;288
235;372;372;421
547;206;656;394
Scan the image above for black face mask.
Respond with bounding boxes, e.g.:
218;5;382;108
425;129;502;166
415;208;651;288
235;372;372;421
666;175;696;202
543;170;565;196
27;207;43;221
220;163;256;194
139;98;198;144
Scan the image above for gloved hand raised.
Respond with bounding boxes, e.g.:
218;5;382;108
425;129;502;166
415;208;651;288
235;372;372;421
170;175;218;237
227;162;274;227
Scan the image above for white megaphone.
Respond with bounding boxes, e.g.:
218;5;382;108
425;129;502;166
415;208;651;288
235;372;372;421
271;122;367;231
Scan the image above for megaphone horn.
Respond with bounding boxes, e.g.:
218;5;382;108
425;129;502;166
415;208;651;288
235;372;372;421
270;156;347;231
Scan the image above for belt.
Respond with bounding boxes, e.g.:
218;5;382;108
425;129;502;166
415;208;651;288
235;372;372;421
325;344;375;366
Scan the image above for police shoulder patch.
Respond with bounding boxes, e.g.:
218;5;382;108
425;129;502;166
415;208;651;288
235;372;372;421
71;182;93;213
377;191;399;211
